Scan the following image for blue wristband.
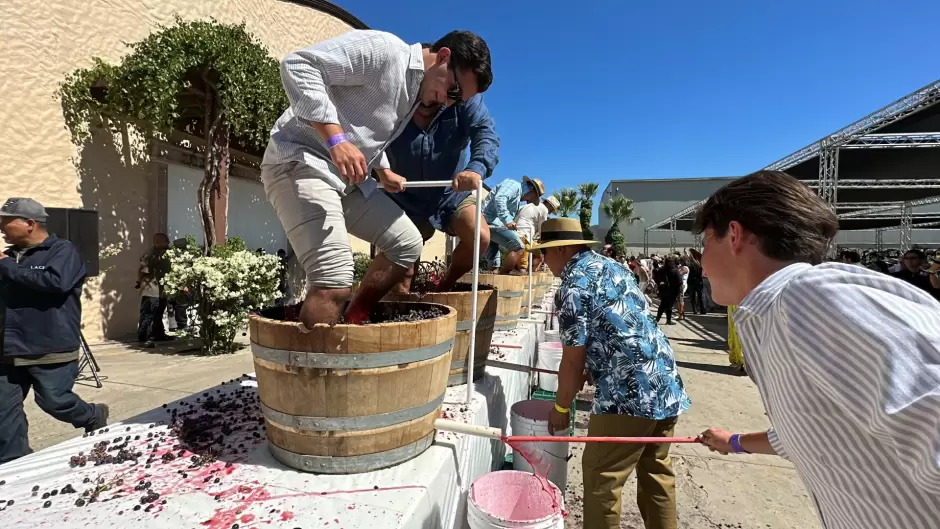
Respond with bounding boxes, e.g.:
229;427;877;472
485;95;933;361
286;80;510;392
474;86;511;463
729;433;749;454
326;133;348;148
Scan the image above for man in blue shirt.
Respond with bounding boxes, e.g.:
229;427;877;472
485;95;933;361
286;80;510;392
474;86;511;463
532;217;691;529
379;83;499;292
481;176;544;273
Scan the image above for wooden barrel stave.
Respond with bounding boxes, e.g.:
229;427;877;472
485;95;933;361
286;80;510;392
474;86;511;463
385;289;497;387
249;302;456;474
463;273;527;331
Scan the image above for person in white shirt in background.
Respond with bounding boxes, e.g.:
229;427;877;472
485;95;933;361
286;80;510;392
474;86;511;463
695;170;940;529
513;196;559;272
676;257;690;321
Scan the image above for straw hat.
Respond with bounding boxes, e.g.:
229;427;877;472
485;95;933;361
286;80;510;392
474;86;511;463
543;195;560;213
529;217;602;250
522;176;545;197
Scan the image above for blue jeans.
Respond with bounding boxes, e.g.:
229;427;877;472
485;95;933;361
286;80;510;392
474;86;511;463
485;227;525;269
0;360;103;464
385;188;473;236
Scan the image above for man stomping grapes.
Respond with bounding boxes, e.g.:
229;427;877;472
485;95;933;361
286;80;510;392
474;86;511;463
261;30;493;325
380;47;500;294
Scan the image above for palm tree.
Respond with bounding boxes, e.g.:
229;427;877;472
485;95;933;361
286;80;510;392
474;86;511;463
601;195;643;256
552;188;580;217
577;182;599;240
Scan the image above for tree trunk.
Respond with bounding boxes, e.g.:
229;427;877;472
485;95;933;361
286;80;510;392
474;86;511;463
579;200;594;240
196;85;230;255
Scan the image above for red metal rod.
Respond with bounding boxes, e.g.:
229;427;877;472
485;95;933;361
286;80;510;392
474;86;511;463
506;436;699;444
491;343;523;349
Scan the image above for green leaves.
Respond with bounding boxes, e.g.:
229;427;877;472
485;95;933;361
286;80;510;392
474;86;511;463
57;17;288;151
601;195;642;227
552;188;580;217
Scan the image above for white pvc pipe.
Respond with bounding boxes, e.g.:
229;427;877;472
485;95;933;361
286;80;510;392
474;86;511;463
527;242;533;320
402;180;454;188
434;418;503;440
397;178;482;406
466;179;484;406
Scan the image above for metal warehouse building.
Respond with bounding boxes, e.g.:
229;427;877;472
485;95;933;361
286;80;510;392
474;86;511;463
598;79;940;256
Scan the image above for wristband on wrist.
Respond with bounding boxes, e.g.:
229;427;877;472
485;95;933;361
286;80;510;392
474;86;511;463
326;133;348;148
729;433;749;454
553;403;569;414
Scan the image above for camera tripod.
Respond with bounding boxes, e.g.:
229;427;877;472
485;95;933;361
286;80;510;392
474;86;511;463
76;331;103;388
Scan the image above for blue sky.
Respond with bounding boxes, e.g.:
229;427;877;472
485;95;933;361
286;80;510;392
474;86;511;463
338;0;940;221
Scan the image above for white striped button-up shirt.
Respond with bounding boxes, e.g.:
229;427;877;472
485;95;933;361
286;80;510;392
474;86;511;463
262;30;425;197
735;262;940;529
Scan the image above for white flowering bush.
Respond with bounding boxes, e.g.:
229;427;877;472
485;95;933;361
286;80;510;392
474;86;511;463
162;236;280;355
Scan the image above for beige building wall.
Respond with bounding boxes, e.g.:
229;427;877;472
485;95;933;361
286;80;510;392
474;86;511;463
0;0;446;343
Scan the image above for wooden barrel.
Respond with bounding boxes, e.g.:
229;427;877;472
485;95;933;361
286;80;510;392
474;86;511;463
249;302;456;474
535;271;555;301
462;273;527;331
386;288;497;386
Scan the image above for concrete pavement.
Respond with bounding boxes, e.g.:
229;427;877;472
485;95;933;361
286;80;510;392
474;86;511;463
24;336;255;451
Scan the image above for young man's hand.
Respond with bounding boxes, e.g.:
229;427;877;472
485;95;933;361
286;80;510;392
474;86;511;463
698;427;733;454
329;142;368;184
506;221;517;230
547;406;569;435
452;171;481;191
377;169;407;193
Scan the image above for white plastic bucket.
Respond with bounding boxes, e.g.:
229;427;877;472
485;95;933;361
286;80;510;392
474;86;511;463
510;400;569;492
468;470;564;529
536;342;563;392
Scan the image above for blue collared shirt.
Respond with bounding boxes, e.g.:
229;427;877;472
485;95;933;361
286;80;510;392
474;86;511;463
385;94;500;222
481;179;523;227
556;250;691;419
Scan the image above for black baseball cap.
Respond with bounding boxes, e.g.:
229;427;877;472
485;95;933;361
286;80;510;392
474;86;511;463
0;197;49;222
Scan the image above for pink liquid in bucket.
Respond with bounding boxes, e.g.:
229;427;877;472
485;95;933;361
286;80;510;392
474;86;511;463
469;471;562;523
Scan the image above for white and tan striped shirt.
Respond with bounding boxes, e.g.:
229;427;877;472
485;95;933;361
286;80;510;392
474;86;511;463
735;262;940;529
262;30;425;197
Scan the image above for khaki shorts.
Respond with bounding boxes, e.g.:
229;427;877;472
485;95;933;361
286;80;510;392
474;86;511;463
262;162;423;289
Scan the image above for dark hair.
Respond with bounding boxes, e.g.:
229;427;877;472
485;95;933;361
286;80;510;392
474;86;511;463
904;249;926;259
154;232;169;242
432;31;493;92
840;250;861;263
693;170;838;265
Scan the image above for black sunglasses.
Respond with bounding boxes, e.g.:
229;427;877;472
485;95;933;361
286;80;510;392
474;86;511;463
446;60;463;103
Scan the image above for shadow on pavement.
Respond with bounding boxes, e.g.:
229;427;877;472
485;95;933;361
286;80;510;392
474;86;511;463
676;360;748;377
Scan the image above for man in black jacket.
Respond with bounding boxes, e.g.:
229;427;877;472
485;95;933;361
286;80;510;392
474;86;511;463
0;198;108;464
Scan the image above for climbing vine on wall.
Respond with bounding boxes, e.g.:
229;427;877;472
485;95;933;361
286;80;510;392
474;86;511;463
57;17;288;251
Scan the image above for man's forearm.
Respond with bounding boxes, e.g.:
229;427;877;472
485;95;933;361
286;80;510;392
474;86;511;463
739;431;776;455
312;122;344;142
930;272;940;290
554;356;583;411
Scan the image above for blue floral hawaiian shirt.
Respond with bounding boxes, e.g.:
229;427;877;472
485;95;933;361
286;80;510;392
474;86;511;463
556;249;691;419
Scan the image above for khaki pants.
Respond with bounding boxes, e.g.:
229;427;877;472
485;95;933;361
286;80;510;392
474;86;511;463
582;413;680;529
262;162;423;289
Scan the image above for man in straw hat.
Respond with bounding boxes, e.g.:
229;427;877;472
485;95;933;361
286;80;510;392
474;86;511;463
480;176;544;273
535;217;691;529
512;195;558;272
695;171;940;528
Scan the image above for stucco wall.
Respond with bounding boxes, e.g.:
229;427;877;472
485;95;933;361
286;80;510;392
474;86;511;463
0;0;445;343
